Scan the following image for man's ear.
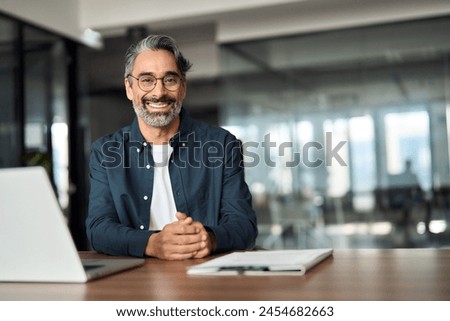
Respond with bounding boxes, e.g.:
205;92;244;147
125;77;133;101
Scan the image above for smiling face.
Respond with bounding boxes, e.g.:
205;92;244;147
125;49;186;128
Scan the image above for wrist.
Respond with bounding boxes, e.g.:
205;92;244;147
207;230;217;253
145;232;158;257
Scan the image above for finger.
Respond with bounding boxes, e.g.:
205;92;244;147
176;212;187;221
178;216;194;225
187;221;208;236
192;240;213;258
175;241;207;254
156;241;205;261
147;232;200;260
162;252;197;261
174;234;206;246
175;212;194;226
160;225;206;248
192;248;210;259
174;219;206;234
164;222;198;234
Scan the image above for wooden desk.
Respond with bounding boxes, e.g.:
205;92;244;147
1;249;449;300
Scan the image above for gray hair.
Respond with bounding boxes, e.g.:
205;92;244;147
124;34;192;79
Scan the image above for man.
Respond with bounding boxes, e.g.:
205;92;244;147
86;35;257;260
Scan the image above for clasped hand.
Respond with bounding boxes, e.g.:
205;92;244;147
145;212;215;260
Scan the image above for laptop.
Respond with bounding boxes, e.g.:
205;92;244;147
0;166;145;283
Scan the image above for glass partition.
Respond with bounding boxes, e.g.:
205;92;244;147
0;16;20;167
0;15;71;214
23;26;70;211
220;16;450;249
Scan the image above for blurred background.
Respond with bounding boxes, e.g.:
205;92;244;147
1;0;450;251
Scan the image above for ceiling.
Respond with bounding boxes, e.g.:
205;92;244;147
2;0;450;84
2;0;450;48
2;0;450;117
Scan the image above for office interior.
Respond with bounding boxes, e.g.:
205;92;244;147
1;1;450;252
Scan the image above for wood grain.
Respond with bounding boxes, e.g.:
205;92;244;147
1;249;449;300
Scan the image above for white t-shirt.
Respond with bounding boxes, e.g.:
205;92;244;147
149;144;177;230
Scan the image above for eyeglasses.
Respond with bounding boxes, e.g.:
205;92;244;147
127;73;182;92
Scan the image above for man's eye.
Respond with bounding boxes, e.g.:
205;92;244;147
140;77;154;83
164;76;177;84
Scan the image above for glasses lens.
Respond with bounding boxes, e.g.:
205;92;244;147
135;74;181;91
138;75;156;91
162;75;180;91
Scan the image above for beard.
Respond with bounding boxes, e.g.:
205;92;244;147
133;95;182;127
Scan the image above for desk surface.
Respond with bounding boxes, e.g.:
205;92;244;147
1;249;450;300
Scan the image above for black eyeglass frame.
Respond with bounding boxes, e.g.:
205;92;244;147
127;73;183;92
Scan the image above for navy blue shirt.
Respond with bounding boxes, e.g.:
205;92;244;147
86;108;258;257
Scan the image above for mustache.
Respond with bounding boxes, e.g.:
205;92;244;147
142;95;176;104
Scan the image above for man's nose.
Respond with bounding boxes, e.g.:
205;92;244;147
151;78;167;97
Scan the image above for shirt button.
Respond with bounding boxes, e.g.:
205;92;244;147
136;148;141;153
181;143;186;147
143;195;148;200
143;142;148;147
140;225;145;230
146;164;150;169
